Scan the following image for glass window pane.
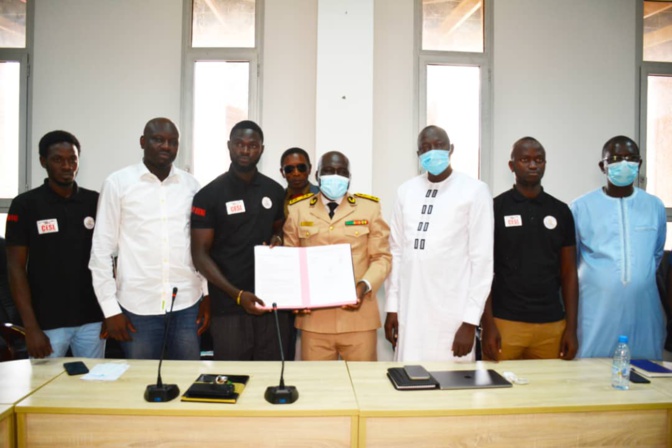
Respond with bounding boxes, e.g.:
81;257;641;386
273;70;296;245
193;61;249;186
422;0;483;53
426;65;480;179
0;0;26;48
0;61;20;199
192;0;255;48
645;75;672;207
644;1;672;62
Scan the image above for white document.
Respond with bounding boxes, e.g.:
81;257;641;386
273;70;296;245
81;363;130;381
254;244;358;309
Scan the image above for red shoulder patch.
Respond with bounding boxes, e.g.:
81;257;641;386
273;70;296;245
191;206;206;217
6;214;18;223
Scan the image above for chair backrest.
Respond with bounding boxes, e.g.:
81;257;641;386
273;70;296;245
0;323;27;361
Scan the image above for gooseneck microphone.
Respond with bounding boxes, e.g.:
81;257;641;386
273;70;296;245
265;303;299;404
144;287;180;402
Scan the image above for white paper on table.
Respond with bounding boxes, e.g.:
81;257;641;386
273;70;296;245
254;244;357;309
81;363;130;381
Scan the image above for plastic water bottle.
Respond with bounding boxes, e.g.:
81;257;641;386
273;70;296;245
611;335;631;390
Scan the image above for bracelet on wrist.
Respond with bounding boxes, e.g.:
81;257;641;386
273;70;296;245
236;290;244;306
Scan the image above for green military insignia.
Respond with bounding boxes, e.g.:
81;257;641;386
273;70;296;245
309;196;319;206
288;192;315;205
354;193;379;202
345;220;368;226
347;196;356;204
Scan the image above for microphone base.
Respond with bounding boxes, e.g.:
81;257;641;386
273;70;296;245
264;385;299;404
144;384;180;402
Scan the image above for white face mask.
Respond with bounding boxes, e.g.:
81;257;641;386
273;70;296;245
318;174;350;200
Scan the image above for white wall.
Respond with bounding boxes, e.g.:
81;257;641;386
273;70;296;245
372;0;415;220
261;0;318;181
315;0;374;194
31;0;183;191
492;0;637;202
31;0;639;203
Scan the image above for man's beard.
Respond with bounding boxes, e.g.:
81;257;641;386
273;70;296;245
232;160;257;172
51;177;75;187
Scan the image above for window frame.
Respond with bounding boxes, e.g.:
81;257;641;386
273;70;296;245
179;0;264;174
638;0;672;221
0;0;32;213
415;0;494;184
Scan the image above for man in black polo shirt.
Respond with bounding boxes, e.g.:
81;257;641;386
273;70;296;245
191;120;288;360
5;130;104;359
481;137;578;361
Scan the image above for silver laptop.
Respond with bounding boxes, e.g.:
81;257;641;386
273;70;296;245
429;369;512;390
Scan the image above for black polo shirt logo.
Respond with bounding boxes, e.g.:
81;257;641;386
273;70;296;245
37;218;59;234
84;216;95;230
543;215;557;229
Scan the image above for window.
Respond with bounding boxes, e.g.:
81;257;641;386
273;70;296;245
418;0;492;182
640;1;672;247
181;0;261;187
0;0;29;216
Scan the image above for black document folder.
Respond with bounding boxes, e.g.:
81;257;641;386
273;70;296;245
387;367;439;390
181;374;250;403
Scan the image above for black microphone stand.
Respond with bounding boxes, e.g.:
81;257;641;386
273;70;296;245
265;303;299;404
145;287;180;402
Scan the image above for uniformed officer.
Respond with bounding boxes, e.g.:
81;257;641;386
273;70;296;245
283;151;392;361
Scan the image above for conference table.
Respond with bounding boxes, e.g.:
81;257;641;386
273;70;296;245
5;357;672;447
13;359;358;447
348;359;672;447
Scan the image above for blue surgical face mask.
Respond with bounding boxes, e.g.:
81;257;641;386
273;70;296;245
607;161;639;187
419;149;450;176
319;174;350;200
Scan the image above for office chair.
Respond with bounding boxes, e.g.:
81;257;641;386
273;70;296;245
0;323;27;361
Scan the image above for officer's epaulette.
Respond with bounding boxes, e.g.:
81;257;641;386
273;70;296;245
288;192;315;206
354;193;379;202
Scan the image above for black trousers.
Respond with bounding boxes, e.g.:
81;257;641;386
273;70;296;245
210;312;291;361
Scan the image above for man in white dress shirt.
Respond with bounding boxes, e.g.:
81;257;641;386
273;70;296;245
384;125;494;362
90;118;209;360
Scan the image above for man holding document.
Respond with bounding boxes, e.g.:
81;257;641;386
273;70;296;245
282;151;392;361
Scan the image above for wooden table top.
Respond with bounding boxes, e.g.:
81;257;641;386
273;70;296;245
347;359;672;417
0;359;66;405
15;359;359;417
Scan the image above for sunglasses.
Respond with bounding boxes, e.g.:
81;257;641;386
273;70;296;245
283;164;308;174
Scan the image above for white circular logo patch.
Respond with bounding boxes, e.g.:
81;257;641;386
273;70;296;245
84;216;95;229
543;215;557;230
262;197;272;209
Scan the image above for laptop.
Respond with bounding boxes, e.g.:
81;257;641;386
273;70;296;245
429;369;512;390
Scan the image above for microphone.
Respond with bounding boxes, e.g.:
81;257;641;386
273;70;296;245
265;303;299;404
144;287;180;402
